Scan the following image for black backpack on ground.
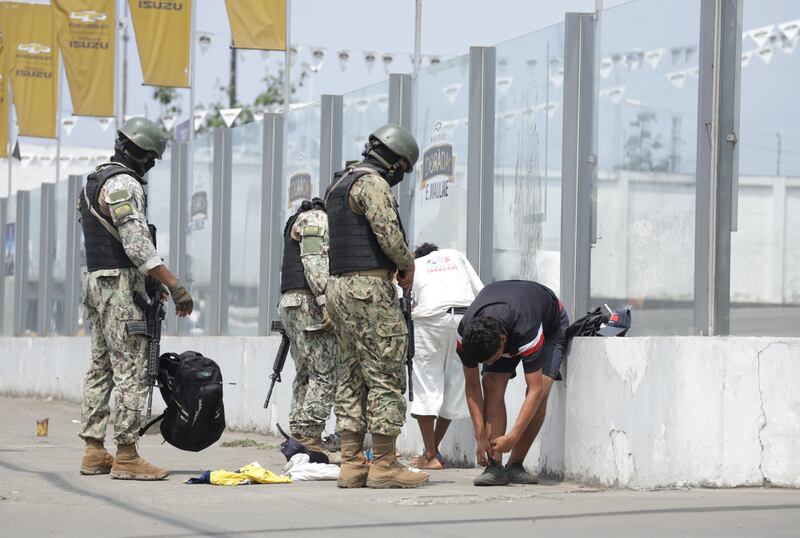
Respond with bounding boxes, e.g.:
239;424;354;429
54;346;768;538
566;307;610;340
140;351;226;452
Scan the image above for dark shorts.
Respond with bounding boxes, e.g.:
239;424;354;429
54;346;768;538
482;309;569;381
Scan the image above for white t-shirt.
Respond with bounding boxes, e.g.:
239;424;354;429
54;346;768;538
411;249;484;319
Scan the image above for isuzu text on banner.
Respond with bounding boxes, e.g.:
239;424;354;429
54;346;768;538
129;0;191;88
2;2;59;139
225;0;286;51
53;0;116;117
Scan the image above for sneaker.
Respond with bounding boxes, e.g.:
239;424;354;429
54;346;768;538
505;462;538;484
473;462;509;486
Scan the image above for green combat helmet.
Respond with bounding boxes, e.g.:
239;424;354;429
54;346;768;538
118;117;168;159
368;124;419;172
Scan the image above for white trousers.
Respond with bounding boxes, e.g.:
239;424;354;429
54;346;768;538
409;312;469;420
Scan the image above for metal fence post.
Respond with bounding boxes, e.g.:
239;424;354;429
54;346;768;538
166;142;188;336
38;183;55;336
466;46;497;283
388;73;415;232
210;128;233;336
694;0;742;336
65;175;82;335
259;113;284;335
319;95;343;195
13;191;29;336
560;12;597;321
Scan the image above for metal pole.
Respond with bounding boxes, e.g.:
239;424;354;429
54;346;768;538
413;0;422;71
560;13;597;322
388;73;414;232
55;58;64;184
776;132;781;176
319;94;343;193
465;46;496;283
209;128;232;336
259;113;284;334
283;0;292;113
188;0;197;142
693;0;742;336
65;175;82;336
121;0;130;125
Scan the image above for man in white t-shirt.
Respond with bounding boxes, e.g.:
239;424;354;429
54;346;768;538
409;243;484;469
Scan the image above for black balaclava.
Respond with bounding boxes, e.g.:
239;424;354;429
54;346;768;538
111;135;157;180
361;143;406;187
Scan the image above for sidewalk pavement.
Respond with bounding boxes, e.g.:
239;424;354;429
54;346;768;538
1;396;798;538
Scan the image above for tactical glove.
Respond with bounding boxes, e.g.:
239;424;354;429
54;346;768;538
168;282;194;316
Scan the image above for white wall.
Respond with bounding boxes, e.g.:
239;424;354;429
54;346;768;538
1;335;798;489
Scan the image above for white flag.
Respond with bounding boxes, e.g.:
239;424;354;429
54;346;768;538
757;46;774;64
741;51;753;68
219;108;242;128
600;86;626;104
364;51;377;74
98;117;114;131
496;76;513;95
599;57;614;79
193;110;208;131
338;50;350;72
311;48;325;70
198;34;212;54
644;48;666;69
749;25;775;48
381;53;394;74
442;83;462;104
162;115;177;131
779;35;798;54
549;67;564;88
39;154;54;167
61;117;78;137
779;19;800;42
666;71;688;89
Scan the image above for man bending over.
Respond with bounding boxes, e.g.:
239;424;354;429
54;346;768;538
456;280;569;486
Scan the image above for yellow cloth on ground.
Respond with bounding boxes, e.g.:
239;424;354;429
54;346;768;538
209;462;292;486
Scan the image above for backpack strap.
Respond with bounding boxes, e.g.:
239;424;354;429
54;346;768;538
139;412;165;436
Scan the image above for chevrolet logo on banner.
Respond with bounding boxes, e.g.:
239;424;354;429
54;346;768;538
70;10;108;23
17;43;52;55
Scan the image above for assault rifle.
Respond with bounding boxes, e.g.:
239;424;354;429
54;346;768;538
126;280;165;418
264;320;290;409
399;285;414;402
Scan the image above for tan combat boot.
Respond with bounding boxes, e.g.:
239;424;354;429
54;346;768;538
366;433;429;489
337;431;369;488
110;444;169;480
297;435;342;465
80;438;115;475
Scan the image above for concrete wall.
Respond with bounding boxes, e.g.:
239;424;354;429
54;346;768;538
1;335;798;489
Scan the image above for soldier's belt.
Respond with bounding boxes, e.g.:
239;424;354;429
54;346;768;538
283;287;313;295
338;269;393;279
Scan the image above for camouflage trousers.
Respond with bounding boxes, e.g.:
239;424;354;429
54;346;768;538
79;268;148;446
326;275;408;437
279;290;338;438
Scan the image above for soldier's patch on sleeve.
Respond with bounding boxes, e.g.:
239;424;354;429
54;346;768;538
301;225;323;255
112;202;134;220
108;189;132;203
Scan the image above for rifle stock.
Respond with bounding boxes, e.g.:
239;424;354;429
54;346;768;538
264;320;291;409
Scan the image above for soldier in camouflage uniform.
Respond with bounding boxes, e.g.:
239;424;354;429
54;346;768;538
278;197;338;459
77;117;194;480
325;124;428;489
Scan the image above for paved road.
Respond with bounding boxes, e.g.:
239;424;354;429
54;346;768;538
1;397;798;537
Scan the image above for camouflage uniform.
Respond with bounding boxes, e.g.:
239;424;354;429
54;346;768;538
279;209;338;438
79;172;161;446
326;174;414;437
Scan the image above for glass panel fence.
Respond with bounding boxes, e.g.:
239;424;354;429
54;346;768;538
184;132;215;335
284;103;322;225
50;180;68;335
411;54;470;252
731;0;800;335
591;0;700;335
2;195;13;335
26;188;41;335
493;23;565;291
342;80;390;166
228;121;263;335
147;149;172;268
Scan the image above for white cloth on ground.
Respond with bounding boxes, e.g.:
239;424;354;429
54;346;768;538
282;453;340;481
410;249;484;319
410;313;470;420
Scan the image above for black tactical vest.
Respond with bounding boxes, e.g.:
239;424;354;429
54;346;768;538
79;163;149;272
280;212;310;293
326;168;402;275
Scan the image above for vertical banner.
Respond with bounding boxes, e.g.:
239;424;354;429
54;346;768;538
128;0;191;87
1;3;59;138
0;28;8;157
225;0;286;50
53;0;116;117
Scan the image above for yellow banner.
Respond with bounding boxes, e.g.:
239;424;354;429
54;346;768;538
225;0;286;51
129;0;191;88
2;3;59;139
0;28;9;157
53;0;115;117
